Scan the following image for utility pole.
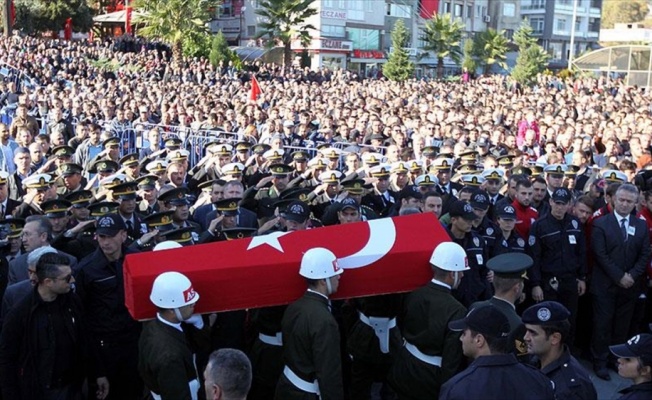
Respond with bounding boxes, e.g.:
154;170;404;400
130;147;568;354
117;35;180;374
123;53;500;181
3;0;12;37
568;0;578;70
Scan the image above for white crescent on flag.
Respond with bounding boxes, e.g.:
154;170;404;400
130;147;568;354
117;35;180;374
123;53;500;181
338;218;397;269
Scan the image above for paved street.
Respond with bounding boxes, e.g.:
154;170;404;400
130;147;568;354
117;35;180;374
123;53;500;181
578;359;629;400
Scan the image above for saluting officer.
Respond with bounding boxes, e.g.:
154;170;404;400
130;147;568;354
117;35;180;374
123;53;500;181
361;164;397;218
241;163;293;226
522;301;597;400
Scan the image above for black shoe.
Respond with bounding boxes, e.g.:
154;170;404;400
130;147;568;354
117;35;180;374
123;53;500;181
593;365;611;381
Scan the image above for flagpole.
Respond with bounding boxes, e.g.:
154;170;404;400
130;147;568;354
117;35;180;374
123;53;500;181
568;0;578;70
125;0;129;34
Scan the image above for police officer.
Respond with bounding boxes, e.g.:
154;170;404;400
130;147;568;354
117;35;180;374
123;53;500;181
440;305;556;400
470;189;499;250
387;242;468;399
275;248;344;400
529;187;586;343
489;204;528;258
522;301;597;400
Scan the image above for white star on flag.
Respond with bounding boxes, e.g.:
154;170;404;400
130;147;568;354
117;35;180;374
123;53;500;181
247;231;291;252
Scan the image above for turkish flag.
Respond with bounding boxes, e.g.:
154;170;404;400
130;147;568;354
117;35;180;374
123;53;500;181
249;75;262;103
64;18;73;41
123;213;450;320
125;6;132;34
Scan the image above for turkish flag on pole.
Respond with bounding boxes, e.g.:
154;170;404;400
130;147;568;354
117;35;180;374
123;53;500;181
125;6;132;34
249;75;262;103
124;213;450;320
64;18;73;41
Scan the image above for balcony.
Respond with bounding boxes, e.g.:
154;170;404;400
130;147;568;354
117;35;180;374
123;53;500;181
521;4;546;10
587;31;599;38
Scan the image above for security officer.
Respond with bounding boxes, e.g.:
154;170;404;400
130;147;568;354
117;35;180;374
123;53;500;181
361;164;396;218
522;301;597;400
241;163;293;226
470;189;498;250
111;181;147;245
440;305;556;400
529;187;586;343
446;200;491;307
387;242;468;399
275;248;344;400
489;203;528;258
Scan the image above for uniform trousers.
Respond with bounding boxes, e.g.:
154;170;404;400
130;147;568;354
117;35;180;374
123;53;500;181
541;275;579;343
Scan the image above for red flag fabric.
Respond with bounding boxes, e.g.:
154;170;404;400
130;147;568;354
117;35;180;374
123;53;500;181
249;75;262;103
10;0;15;25
125;6;132;34
124;213;450;320
64;18;73;41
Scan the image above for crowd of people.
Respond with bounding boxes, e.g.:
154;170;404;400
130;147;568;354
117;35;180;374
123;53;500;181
0;32;650;399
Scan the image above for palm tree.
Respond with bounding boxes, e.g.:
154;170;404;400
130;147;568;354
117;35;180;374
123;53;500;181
255;0;318;69
133;0;219;62
473;28;509;74
420;13;465;79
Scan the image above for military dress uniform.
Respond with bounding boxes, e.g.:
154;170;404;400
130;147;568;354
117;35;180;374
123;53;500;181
248;304;287;400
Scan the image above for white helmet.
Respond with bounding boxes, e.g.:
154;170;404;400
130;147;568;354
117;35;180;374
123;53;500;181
429;242;469;272
153;241;183;251
150;271;200;309
299;248;343;279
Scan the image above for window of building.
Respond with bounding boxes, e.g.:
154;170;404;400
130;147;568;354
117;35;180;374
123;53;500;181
247;25;256;36
533;0;546;7
339;0;346;9
556;18;566;31
346;28;380;50
389;3;412;18
443;2;451;14
322;24;346;38
530;17;544;34
454;4;463;17
348;0;364;20
466;5;472;18
217;2;233;17
575;17;581;32
323;0;334;7
503;3;516;17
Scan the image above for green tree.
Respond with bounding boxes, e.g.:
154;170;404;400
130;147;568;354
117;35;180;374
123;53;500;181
209;31;238;67
511;22;550;85
133;0;219;62
420;13;465;79
14;0;93;35
472;28;509;74
384;19;414;82
461;38;477;74
601;0;647;29
255;0;318;69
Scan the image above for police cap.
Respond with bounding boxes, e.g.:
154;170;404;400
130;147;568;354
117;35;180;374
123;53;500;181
522;301;571;325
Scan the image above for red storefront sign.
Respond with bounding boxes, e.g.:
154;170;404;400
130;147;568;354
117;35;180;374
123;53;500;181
352;49;385;59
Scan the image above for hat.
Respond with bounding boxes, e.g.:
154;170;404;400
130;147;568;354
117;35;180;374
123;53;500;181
530;165;544;177
166;149;190;162
159;226;195;245
59;163;83;177
119;153;139;167
497;204;517;220
551;187;572;204
111;181;138;200
408;160;424;172
431;158;453;171
341;179;367;195
215;198;241;216
610;334;652;365
0;171;7;185
41;199;71;218
414;174;438;187
222;227;257;241
369;164;391;178
448;305;511;338
522;301;571;325
458;150;478;164
283;120;295;128
164;138;183;149
497;155;515;167
269;163;293;176
1;218;25;239
96;213;127;236
222;162;245;176
92;160;119;174
565;165;580;177
340;197;360;211
391;161;410;174
88;201;120;218
65;190;94;208
23;174;52;190
143;211;175;231
449;200;477;221
146;159;169;174
263;149;285;161
281;200;310;223
209;143;233;156
158;187;189;206
457;164;479;174
469;189;490;210
511;166;532;177
291;150;310;161
421;146;438;158
320;148;342;160
252;143;271;155
52;145;74;159
279;187;312;202
601;169;627;183
544;164;567;176
307;158;328;170
320;170;343;184
235;141;253;153
136;174;159;190
400;185;423;200
476;137;490;147
361;152;383;166
102;137;120;148
99;173;127;189
369;133;384;142
487;253;533;279
460;174;485;187
482;168;504;181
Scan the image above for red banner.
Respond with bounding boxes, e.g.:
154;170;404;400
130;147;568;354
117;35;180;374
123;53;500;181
64;18;73;41
249;75;262;103
125;6;132;34
124;213;449;320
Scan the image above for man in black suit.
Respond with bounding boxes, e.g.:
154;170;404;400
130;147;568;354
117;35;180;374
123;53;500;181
7;147;31;201
111;181;146;246
591;183;651;380
203;181;257;230
0;171;21;219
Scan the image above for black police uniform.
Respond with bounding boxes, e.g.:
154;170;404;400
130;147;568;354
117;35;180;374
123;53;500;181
446;227;491;307
474;215;499;250
489;229;528;258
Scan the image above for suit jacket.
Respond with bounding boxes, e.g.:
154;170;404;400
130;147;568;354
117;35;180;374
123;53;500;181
0;279;31;328
591;213;651;294
1;198;21;219
7;172;26;201
193;203;216;231
8;250;78;285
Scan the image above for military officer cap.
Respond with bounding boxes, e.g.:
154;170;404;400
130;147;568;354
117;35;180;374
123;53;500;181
136;174;160;190
164;138;183;150
0;171;9;185
420;146;438;158
320;147;342;160
460;174;485;187
470;189;490;211
457;164;479;174
207;143;233;156
222;162;245;176
0;218;25;239
341;179;367;195
400;185;423;200
99;173;127;189
196;179;223;193
369;164;391;178
497;204;517;220
215;198;241;216
431;158;453;171
530;165;544;177
65;190;94;208
143;211;175;231
458;150;478;165
482;168;504;181
496;155;515;168
320;170;343;184
92;159;119;174
340;197;360;212
307;158;329;170
391;161;410;174
119;153;140;168
361;152;384;166
449;200;477;221
610;334;652;365
23;173;53;190
544;164;568;177
269;163;294;176
102;137;121;149
146;159;169;174
601;169;627;183
281;200;310;223
449;305;511;339
251;143;271;155
263;149;285;161
511;166;532;177
158;187;190;206
222;227;257;241
52;145;75;159
41;199;72;218
235;141;253;153
279;187;312;202
159;226;195;246
291;150;310;162
551;187;572;204
59;163;83;177
407;159;424;173
486;253;533;279
166;149;190;162
88;201;120;218
414;174;438;187
565;165;580;177
111;181;139;200
522;301;571;326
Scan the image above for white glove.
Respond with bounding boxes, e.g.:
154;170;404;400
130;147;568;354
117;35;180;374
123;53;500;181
185;314;204;329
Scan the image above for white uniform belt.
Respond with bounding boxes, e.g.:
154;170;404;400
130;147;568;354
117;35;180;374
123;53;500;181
404;341;442;367
283;366;320;395
150;378;199;400
358;313;397;354
258;332;283;346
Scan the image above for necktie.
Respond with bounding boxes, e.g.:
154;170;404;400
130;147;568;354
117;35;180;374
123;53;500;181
441;186;448;194
126;220;134;232
490;197;495;205
0;204;4;219
620;218;628;242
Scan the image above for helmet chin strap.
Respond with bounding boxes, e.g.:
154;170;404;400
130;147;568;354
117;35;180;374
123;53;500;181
452;271;460;289
325;277;333;296
173;308;185;322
